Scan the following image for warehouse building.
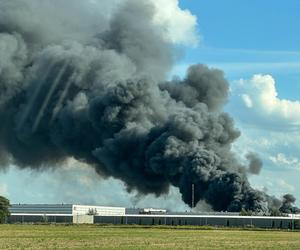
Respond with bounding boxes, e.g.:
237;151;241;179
9;204;125;224
8;204;300;229
10;204;73;214
92;214;299;230
10;204;125;216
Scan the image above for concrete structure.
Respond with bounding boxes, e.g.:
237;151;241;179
72;205;125;216
73;214;94;224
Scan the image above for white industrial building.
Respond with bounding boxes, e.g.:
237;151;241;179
72;205;125;216
9;204;125;224
10;204;125;216
8;204;300;229
72;205;125;224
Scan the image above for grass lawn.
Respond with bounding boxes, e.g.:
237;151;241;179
0;224;300;249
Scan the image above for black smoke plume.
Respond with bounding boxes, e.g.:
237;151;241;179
0;0;296;212
279;194;300;214
246;152;262;175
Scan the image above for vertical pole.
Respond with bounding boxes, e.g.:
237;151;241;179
191;183;195;209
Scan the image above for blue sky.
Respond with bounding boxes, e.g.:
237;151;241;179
179;0;300;100
177;0;300;205
1;0;300;209
180;0;300;50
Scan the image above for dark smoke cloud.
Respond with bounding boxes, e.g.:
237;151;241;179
246;152;262;175
161;64;229;111
279;194;300;214
0;0;297;213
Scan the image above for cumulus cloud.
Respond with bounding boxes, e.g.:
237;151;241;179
230;74;300;130
227;74;300;203
149;0;199;46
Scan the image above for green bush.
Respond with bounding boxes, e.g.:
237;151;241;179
0;196;10;223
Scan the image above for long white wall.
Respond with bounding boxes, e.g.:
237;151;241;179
72;205;125;216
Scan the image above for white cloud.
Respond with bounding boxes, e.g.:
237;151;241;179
223;68;300;203
149;0;199;46
230;74;300;130
269;153;300;170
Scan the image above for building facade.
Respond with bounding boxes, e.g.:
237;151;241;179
8;204;300;229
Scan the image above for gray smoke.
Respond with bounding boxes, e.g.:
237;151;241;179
246;152;262;175
161;65;229;111
279;194;300;214
0;0;297;213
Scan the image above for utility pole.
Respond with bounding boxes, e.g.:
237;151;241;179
191;183;195;209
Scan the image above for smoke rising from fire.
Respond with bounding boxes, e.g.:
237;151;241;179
246;152;262;175
0;0;295;212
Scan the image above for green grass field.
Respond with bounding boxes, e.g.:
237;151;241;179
0;225;300;249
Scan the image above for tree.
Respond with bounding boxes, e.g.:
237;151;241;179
0;196;10;223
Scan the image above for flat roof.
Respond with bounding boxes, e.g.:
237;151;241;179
10;213;298;220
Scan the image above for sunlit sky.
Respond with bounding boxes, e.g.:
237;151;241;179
1;0;300;209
